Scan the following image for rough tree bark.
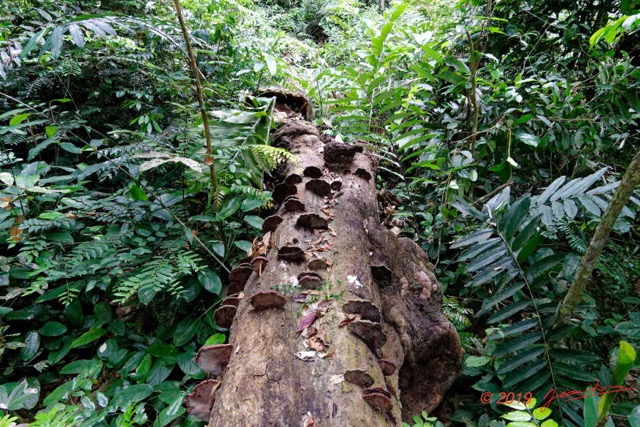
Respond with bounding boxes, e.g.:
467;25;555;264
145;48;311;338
186;92;462;426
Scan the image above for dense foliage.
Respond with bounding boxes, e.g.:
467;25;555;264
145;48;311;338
0;0;638;426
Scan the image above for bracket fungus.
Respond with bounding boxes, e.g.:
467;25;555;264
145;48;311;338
277;246;306;263
347;320;387;351
250;290;287;310
196;344;233;376
303;166;323;178
323;141;363;170
284;196;306;213
378;359;397;376
273;182;297;203
262;215;284;233
228;281;244;295
305;179;332;197
285;173;303;185
342;300;382;323
296;213;329;231
297;272;323;290
362;389;393;412
229;265;253;286
307;258;329;270
353;168;372;181
250;256;269;276
185;379;220;421
214;305;237;329
343;369;374;388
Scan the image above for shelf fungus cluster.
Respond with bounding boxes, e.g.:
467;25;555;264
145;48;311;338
185;90;461;426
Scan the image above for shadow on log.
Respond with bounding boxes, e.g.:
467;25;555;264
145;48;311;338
185;91;461;426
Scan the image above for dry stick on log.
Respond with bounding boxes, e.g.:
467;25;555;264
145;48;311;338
172;0;218;199
557;150;640;326
187;92;462;426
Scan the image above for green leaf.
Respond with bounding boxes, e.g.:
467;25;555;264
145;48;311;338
497;346;545;374
9;113;31;126
533;407;551;421
67;23;85;48
177;351;201;376
264;53;277;76
60;359;103;375
146;361;172;386
502;411;532;422
204;333;226;346
514;131;540;147
129;183;148;201
613;341;636;385
244;215;264;230
234;240;252;253
39;321;67;337
50;25;64;58
488;301;531;324
112;384;153;409
70;328;107;348
198;269;221;294
241;197;264;212
94;302;113;325
493;333;542;357
615;321;640;338
464;355;491;367
59;142;83;154
21;331;40;360
173;318;201;347
216;197;242;221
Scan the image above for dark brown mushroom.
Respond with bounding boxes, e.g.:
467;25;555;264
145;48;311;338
342;300;382;323
196;344;233;376
185;379;220;421
214;305;237;329
273;182;297;204
362;392;393;412
229;265;253;286
344;369;374;388
277;246;306;263
347;320;387;351
285;173;303;185
284;196;305;213
324;141;363;170
363;387;392;399
308;258;329;270
262;215;283;233
250;290;286;310
353;168;372;181
298;272;323;290
305;179;332;197
378;359;397;376
228;281;245;295
250;256;268;276
303;166;323;178
296;213;328;231
370;265;392;287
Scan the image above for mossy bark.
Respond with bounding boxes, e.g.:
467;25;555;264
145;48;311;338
200;94;461;426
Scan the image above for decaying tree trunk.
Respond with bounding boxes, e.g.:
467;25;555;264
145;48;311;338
186;91;462;426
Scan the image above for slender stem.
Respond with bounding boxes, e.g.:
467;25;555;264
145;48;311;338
172;0;218;202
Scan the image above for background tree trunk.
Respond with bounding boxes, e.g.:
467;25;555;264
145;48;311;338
557;150;640;325
190;93;461;426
